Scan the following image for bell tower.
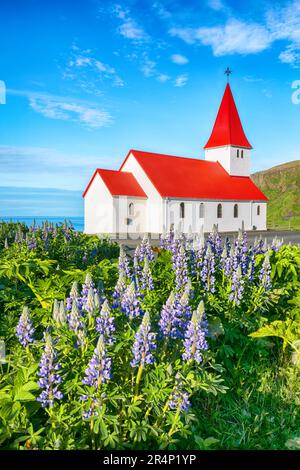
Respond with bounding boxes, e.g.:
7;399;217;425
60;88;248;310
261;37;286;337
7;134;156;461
204;77;252;177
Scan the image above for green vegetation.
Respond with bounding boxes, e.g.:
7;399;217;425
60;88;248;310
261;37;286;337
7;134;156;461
0;222;300;450
252;160;300;230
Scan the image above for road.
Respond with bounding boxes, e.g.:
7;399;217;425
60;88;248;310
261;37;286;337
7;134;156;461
111;230;300;249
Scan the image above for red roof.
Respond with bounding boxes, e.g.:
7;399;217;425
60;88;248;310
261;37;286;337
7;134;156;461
83;169;147;198
120;150;267;201
204;83;252;149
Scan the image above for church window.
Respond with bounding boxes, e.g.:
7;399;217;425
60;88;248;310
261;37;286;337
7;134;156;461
217;203;222;218
241;150;244;158
180;202;185;219
237;149;239;158
257;205;260;216
234;204;238;218
199;203;204;218
128;202;134;216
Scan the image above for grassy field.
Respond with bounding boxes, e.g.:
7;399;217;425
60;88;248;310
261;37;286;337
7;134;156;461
252;160;300;230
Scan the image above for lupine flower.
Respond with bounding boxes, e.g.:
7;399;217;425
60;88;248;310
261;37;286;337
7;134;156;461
207;225;222;258
159;291;177;338
200;244;216;292
172;291;192;337
118;245;131;279
141;258;154;290
168;374;191;411
52;299;60;323
259;252;271;290
86;287;95;314
121;282;143;319
37;333;63;407
246;251;255;282
112;272;127;308
270;237;283;252
66;281;79;311
67;299;86;346
131;311;156;368
135;235;154;262
96;300;115;345
172;243;189;291
27;236;37;250
16;306;35;347
81;274;97;313
182;301;208;363
4;238;8;249
229;265;244;305
82;335;111;388
160;229;175;251
58;301;67;324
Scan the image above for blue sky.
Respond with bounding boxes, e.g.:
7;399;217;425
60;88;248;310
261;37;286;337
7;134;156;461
0;0;300;216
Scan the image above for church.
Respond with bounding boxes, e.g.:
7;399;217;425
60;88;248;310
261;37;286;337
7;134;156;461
83;82;268;235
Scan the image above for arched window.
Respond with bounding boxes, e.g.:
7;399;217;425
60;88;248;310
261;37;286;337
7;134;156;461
217;203;222;219
257;205;260;216
180;202;185;219
237;149;240;158
241;150;244;159
234;204;238;218
128;202;134;216
199;203;204;218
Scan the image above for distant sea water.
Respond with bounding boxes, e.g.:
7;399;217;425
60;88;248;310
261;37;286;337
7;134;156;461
0;216;85;232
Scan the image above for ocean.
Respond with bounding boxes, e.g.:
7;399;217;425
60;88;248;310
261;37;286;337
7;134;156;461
0;216;85;232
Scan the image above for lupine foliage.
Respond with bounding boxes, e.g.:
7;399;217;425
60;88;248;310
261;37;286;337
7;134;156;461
0;221;300;450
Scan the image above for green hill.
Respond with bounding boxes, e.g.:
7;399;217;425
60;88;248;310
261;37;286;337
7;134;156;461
251;160;300;230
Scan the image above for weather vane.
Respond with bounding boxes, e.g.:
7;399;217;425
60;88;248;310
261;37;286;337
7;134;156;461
224;67;232;82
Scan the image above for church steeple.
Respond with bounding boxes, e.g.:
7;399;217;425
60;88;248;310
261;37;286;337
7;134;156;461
204;83;252;150
204;81;252;177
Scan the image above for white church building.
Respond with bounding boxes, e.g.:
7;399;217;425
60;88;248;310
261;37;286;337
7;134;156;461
83;83;268;236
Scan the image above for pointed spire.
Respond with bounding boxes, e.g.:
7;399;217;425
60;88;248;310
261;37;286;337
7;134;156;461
204;83;252;150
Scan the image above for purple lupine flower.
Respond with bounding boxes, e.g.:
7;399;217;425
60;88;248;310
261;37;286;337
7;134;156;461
81;274;97;313
270;237;283;252
207;225;222;258
135;235;154;262
16;306;35;348
200;244;216;292
253;237;268;255
37;333;63;407
229;265;244;305
131;311;156;368
96;300;115;345
27;235;37;250
246;251;255;282
259;252;271;290
66;281;79;311
160;229;175;251
182;301;208;363
159;291;177;338
172;290;192;337
172;243;189;291
112;272;127;308
121;282;143;319
82;335;111;388
67;299;86;347
141;258;154;290
118;245;131;279
168;374;191;411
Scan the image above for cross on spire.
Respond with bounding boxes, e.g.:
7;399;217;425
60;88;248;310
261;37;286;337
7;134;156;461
224;67;232;82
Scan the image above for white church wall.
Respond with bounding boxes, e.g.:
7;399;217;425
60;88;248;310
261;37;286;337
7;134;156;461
204;146;250;176
121;153;163;233
113;196;147;236
84;173;114;234
252;202;267;230
165;199;265;233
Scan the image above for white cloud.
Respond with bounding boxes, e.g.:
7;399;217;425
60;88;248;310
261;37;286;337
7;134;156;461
113;4;148;41
279;46;300;67
207;0;225;11
65;49;124;89
171;53;189;65
170;19;272;56
141;57;157;77
152;2;172;19
243;75;264;83
119;19;146;40
9;89;112;129
174;74;188;87
157;74;170;82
